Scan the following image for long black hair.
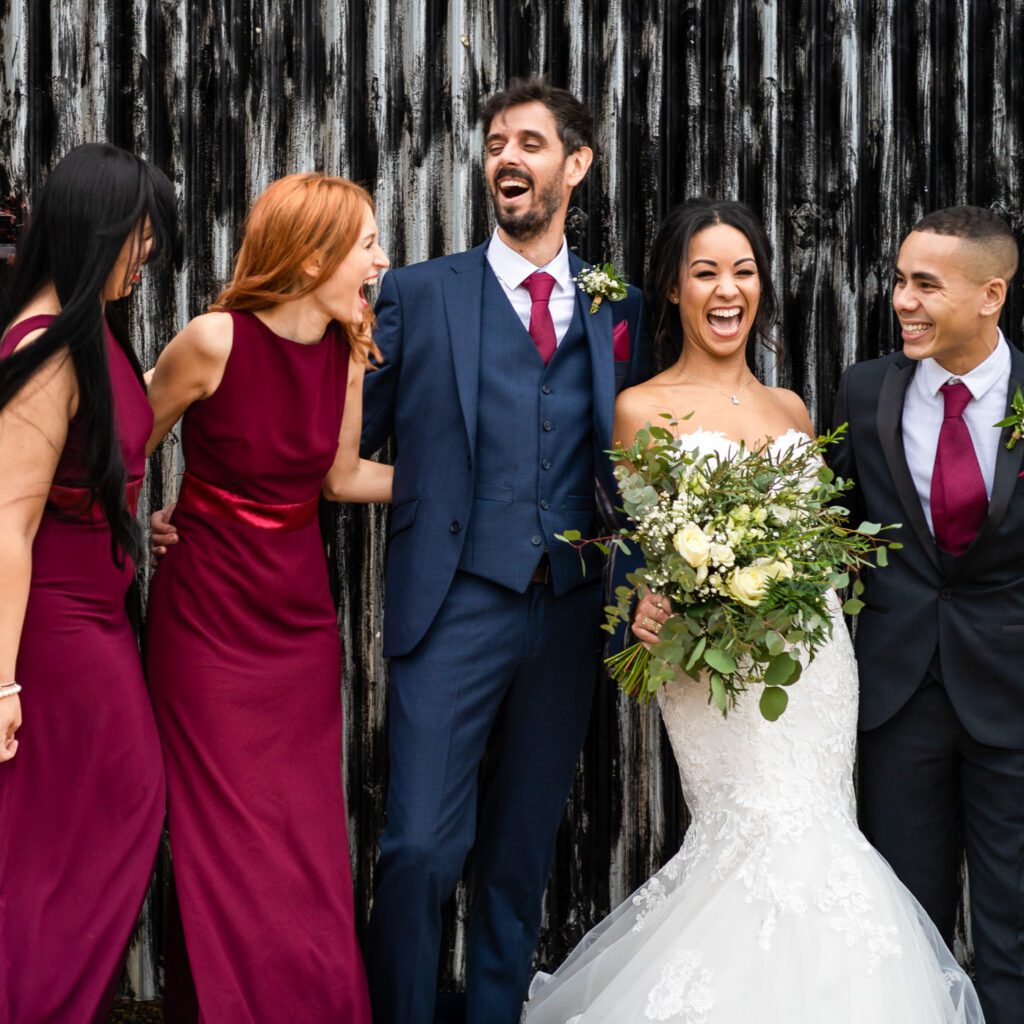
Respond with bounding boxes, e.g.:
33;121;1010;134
648;197;780;370
0;143;178;563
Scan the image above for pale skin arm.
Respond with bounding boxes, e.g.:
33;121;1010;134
146;312;233;456
321;357;393;503
0;339;77;761
145;313;233;557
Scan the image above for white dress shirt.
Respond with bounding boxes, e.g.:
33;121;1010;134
901;330;1011;533
485;229;576;346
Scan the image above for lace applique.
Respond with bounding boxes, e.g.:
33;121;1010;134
816;845;902;972
645;948;715;1022
632;876;669;931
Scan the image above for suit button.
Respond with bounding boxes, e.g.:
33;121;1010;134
541;459;551;470
542;384;552;395
939;588;952;600
450;520;462;534
531;535;543;546
543;420;553;432
540;499;550;510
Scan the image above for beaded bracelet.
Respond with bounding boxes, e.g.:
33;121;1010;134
0;682;22;699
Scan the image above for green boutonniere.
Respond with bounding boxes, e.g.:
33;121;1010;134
574;262;628;315
994;384;1024;450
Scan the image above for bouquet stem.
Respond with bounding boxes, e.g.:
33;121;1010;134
605;642;653;699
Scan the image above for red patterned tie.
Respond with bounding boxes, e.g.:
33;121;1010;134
524;271;557;364
930;380;988;555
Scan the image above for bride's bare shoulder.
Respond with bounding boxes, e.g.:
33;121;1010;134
762;385;815;435
613;375;682;446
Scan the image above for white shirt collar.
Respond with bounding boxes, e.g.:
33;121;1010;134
917;329;1011;401
486;229;572;295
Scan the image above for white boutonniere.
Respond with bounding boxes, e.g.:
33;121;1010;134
574;262;628;315
994;384;1024;450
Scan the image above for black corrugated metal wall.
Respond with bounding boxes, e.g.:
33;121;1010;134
1;0;1021;997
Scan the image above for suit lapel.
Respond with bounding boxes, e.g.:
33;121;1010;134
948;344;1024;579
877;358;941;569
441;245;488;459
571;253;615;453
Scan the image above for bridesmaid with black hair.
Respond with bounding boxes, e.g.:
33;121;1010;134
0;142;178;1023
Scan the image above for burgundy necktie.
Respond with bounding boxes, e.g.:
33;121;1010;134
524;271;557;365
930;380;988;555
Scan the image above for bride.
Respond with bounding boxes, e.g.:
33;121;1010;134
521;199;983;1023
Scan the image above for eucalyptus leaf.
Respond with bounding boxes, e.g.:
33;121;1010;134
843;597;865;615
704;648;737;674
685;636;707;671
764;653;798;686
710;673;728;713
759;685;789;721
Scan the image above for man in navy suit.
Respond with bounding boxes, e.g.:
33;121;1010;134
830;207;1024;1024
361;79;651;1024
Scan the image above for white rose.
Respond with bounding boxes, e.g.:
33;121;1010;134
763;558;794;580
708;542;736;568
769;503;794;524
727;565;771;607
673;523;711;567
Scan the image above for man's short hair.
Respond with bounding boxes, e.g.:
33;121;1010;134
481;78;594;156
912;205;1019;282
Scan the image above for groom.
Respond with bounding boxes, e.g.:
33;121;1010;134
360;79;650;1023
830;206;1024;1024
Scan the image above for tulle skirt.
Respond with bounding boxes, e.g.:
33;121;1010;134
524;808;983;1023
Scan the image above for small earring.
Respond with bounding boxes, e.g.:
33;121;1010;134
668;294;679;304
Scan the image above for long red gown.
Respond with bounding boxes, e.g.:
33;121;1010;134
0;314;165;1023
145;310;370;1022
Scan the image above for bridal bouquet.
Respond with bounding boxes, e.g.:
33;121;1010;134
560;419;900;721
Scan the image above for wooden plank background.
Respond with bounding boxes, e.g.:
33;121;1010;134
1;0;1022;999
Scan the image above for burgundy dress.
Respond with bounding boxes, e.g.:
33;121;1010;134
145;310;370;1022
0;315;164;1023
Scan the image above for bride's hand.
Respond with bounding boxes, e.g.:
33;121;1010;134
633;591;672;646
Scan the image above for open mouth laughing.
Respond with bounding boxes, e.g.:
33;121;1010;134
495;168;533;201
707;306;744;338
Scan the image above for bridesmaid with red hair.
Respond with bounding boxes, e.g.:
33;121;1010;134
145;173;389;1022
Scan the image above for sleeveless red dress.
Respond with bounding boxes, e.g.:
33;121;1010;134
145;311;370;1022
0;315;164;1023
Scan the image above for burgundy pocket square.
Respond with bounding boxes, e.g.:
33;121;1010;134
612;320;631;361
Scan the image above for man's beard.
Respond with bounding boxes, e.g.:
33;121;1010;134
491;172;565;241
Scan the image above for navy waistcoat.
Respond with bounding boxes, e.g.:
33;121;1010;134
457;267;598;592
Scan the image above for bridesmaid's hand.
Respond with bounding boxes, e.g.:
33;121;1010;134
633;591;672;647
0;695;21;762
150;504;178;562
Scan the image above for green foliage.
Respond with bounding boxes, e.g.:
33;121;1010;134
586;419;900;721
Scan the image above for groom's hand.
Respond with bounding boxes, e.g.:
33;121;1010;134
633;591;671;646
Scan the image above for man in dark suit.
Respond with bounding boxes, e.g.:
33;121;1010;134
830;206;1024;1024
360;79;651;1024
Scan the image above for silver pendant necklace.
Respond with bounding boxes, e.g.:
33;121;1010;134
680;369;755;406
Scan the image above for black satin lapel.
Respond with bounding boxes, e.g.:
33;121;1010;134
877;360;940;568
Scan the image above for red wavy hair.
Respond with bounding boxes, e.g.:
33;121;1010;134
211;173;380;362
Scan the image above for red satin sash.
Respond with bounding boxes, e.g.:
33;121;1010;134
47;478;144;520
175;472;319;532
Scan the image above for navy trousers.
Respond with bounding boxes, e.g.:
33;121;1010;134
366;571;603;1024
858;677;1024;1024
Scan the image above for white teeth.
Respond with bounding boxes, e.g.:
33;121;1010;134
902;323;930;334
709;308;741;319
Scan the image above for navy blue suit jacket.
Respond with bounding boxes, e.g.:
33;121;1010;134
362;241;652;657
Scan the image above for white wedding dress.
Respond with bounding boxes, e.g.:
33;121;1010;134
523;430;984;1024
